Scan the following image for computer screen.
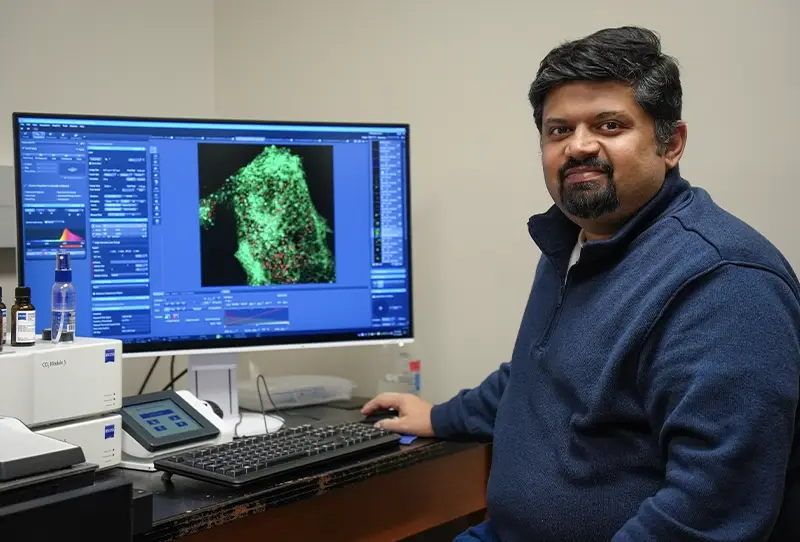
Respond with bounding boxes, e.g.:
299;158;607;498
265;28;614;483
13;113;413;355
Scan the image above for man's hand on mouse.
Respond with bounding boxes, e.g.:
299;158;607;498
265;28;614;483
361;392;435;437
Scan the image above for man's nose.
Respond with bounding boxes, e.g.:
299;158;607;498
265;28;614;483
566;126;600;159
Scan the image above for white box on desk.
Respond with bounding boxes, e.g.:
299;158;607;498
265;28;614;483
0;337;122;428
37;413;122;469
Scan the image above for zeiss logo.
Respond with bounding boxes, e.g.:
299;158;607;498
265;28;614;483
104;425;115;439
104;349;115;363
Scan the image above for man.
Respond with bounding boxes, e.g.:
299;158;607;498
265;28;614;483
362;26;800;541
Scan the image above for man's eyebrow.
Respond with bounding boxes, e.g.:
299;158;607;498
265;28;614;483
544;111;634;126
595;111;632;121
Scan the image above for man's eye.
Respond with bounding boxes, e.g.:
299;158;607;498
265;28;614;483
601;121;620;131
549;126;571;136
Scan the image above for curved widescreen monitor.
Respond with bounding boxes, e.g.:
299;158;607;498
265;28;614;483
13;112;413;356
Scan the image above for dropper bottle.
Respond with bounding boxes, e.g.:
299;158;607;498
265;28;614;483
51;251;75;343
0;286;6;347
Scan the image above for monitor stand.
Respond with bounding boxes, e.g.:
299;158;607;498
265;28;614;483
186;353;283;436
187;353;239;420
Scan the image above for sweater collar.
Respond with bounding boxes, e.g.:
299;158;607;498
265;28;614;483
527;166;691;275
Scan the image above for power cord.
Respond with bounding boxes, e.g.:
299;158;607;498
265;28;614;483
232;412;244;438
139;355;184;394
161;357;184;391
252;373;321;422
257;374;287;424
232;373;324;439
256;374;272;436
138;356;161;395
231;375;276;439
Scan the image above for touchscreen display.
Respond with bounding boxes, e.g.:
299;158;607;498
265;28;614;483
124;399;202;438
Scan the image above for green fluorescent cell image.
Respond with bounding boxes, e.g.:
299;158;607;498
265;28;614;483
198;144;335;287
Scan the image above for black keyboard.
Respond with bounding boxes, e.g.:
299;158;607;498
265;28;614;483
153;422;401;487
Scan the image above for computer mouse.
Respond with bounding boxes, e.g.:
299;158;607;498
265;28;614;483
362;408;399;424
204;400;224;419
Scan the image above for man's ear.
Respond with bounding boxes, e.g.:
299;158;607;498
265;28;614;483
662;122;687;169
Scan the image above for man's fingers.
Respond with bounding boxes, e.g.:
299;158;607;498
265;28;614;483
375;416;405;433
361;393;403;414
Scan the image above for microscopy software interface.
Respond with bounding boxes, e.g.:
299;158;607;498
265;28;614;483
14;115;412;350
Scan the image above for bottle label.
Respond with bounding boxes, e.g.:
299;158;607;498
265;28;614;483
410;360;421;395
52;310;75;337
1;308;6;344
15;310;36;344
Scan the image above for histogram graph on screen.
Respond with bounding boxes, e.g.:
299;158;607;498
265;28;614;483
22;205;87;259
223;306;290;328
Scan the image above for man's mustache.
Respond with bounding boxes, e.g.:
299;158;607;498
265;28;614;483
558;157;614;184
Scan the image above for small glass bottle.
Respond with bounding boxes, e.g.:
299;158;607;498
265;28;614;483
377;349;421;395
51;252;75;343
11;286;36;347
0;286;6;348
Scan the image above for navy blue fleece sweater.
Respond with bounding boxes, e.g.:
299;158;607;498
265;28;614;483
431;168;800;541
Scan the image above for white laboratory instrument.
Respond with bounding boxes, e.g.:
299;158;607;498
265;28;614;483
0;337;123;470
237;361;356;413
120;389;282;471
36;414;121;471
0;416;86;481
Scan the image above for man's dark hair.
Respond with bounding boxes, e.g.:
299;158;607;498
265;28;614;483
529;26;682;153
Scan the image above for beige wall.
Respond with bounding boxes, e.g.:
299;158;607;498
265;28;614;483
0;0;216;394
1;0;798;402
0;0;216;165
0;249;14;315
213;0;800;402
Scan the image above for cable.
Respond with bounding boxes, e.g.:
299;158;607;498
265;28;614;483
256;374;272;436
254;373;321;422
231;375;280;440
169;356;175;390
232;411;244;439
161;369;186;391
233;373;322;439
138;356;161;395
160;358;183;391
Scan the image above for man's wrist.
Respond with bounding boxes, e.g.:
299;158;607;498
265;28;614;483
429;401;457;438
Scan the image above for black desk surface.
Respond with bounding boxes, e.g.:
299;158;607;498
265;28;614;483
106;405;482;542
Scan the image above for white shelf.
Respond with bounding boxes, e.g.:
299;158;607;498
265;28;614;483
0;166;16;248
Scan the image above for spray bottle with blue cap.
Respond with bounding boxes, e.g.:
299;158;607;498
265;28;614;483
51;251;75;343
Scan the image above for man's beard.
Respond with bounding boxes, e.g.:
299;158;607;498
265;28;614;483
558;157;620;219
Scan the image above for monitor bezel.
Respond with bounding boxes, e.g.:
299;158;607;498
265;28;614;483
12;111;414;355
